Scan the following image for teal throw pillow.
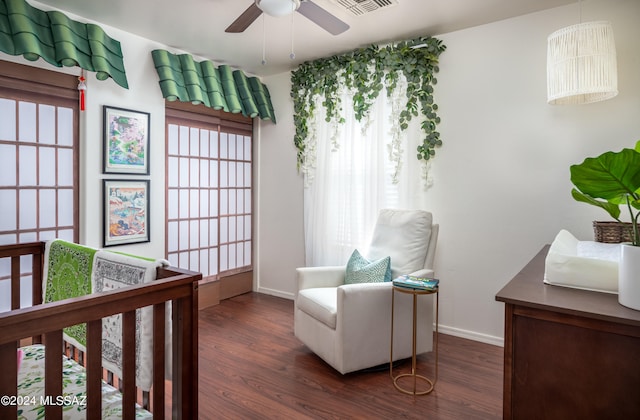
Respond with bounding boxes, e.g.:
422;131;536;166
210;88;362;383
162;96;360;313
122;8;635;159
345;249;392;284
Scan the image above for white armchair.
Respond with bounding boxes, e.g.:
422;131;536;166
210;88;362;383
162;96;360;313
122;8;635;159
294;209;439;374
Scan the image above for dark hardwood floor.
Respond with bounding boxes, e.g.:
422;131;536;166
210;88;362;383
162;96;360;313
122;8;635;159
198;292;503;419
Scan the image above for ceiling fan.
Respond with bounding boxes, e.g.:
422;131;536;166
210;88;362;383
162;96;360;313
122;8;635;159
225;0;350;35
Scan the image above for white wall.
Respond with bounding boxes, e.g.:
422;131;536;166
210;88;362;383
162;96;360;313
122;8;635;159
255;0;640;345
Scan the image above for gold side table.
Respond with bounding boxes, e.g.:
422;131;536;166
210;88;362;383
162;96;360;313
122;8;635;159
390;284;439;396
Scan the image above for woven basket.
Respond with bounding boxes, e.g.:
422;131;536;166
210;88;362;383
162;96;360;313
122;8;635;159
593;221;634;243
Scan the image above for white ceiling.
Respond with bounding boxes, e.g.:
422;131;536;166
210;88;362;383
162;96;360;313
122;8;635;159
34;0;577;77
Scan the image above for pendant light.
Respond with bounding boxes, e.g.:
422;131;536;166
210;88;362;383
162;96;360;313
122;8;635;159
546;1;617;105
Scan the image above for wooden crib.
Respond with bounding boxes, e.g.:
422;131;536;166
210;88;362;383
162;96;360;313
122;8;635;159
0;241;201;419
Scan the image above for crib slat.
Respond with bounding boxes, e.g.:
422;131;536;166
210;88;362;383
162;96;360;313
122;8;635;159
86;319;102;418
11;256;20;310
122;310;136;420
0;342;18;418
44;330;63;420
152;302;165;419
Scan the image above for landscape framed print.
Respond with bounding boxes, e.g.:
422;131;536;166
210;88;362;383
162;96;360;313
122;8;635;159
103;179;150;247
103;106;150;175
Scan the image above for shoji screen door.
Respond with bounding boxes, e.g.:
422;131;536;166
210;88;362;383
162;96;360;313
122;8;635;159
166;107;253;286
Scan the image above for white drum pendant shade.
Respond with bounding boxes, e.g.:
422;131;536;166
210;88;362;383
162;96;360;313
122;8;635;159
547;21;618;105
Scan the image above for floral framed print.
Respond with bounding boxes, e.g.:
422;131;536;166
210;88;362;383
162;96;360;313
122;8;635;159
103;179;150;247
103;106;150;175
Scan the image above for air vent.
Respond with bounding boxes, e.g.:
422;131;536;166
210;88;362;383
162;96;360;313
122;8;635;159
333;0;399;16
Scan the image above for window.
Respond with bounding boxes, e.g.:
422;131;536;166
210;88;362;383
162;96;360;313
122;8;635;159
165;106;252;283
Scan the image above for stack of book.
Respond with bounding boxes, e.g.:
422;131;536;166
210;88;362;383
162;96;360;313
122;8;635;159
392;275;439;291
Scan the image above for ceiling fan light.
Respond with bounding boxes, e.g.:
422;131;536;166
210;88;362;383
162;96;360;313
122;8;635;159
256;0;301;17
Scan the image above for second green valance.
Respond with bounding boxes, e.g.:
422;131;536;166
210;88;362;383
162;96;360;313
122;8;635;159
152;49;276;123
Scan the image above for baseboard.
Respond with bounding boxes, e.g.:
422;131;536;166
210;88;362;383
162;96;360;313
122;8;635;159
257;286;295;300
437;324;504;347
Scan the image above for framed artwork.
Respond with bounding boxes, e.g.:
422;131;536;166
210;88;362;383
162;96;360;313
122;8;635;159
103;106;150;175
103;179;150;247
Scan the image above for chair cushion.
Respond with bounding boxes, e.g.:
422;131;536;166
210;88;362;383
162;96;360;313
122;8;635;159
367;209;432;278
344;249;391;284
297;287;338;329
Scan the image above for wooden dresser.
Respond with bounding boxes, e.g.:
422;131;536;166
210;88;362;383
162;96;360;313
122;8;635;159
495;245;640;420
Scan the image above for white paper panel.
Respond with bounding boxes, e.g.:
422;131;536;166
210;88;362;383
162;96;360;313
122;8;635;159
18;101;36;142
0;257;9;277
200;219;209;247
190;159;200;187
200;160;209;188
228;134;236;160
237;243;244;268
55;229;73;242
190;128;199;156
179;189;189;219
245;190;252;213
168;189;179;219
58;149;73;186
0;145;16;186
168;221;178;252
210;192;218;217
237;192;244;216
0;98;16;140
20;276;33;308
220;217;228;242
244;163;251;187
38;104;55;144
228;245;236;270
244;137;251;161
236;137;244;161
245;241;252;266
0;190;16;231
228;162;236;187
228;190;236;214
209;248;218;275
200;190;209;217
236;163;244;187
220;189;228;214
179;125;189;155
179;251;189;269
57;189;73;226
229;216;236;242
190;220;199;249
0;281;9;313
200;249;209;276
237;216;244;241
179;157;189;188
168;124;179;155
168;156;178;187
220;245;228;271
200;129;209;158
57;107;73;146
220;132;227;159
245;215;252;240
179;221;189;250
210;131;218;158
0;234;17;246
190;189;199;218
18;190;36;229
18;146;36;185
19;232;37;243
210;161;218;188
39;147;56;186
220;162;228;187
168;252;179;267
39;189;56;228
190;250;199;272
210;218;218;246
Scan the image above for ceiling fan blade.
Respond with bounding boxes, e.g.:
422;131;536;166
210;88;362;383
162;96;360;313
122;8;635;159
225;3;263;33
297;1;349;35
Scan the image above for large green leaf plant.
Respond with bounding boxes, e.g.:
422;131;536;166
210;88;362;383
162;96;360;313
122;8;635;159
570;141;640;246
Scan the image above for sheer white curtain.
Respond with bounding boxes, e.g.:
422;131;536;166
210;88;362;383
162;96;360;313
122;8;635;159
303;80;430;267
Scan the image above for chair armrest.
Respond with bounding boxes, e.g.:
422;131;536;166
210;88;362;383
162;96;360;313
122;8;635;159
296;266;345;292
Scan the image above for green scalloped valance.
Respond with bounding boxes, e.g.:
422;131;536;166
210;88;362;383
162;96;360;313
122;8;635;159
151;49;276;123
0;0;128;88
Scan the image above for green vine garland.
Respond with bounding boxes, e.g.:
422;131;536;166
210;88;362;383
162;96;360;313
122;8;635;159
290;36;446;171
